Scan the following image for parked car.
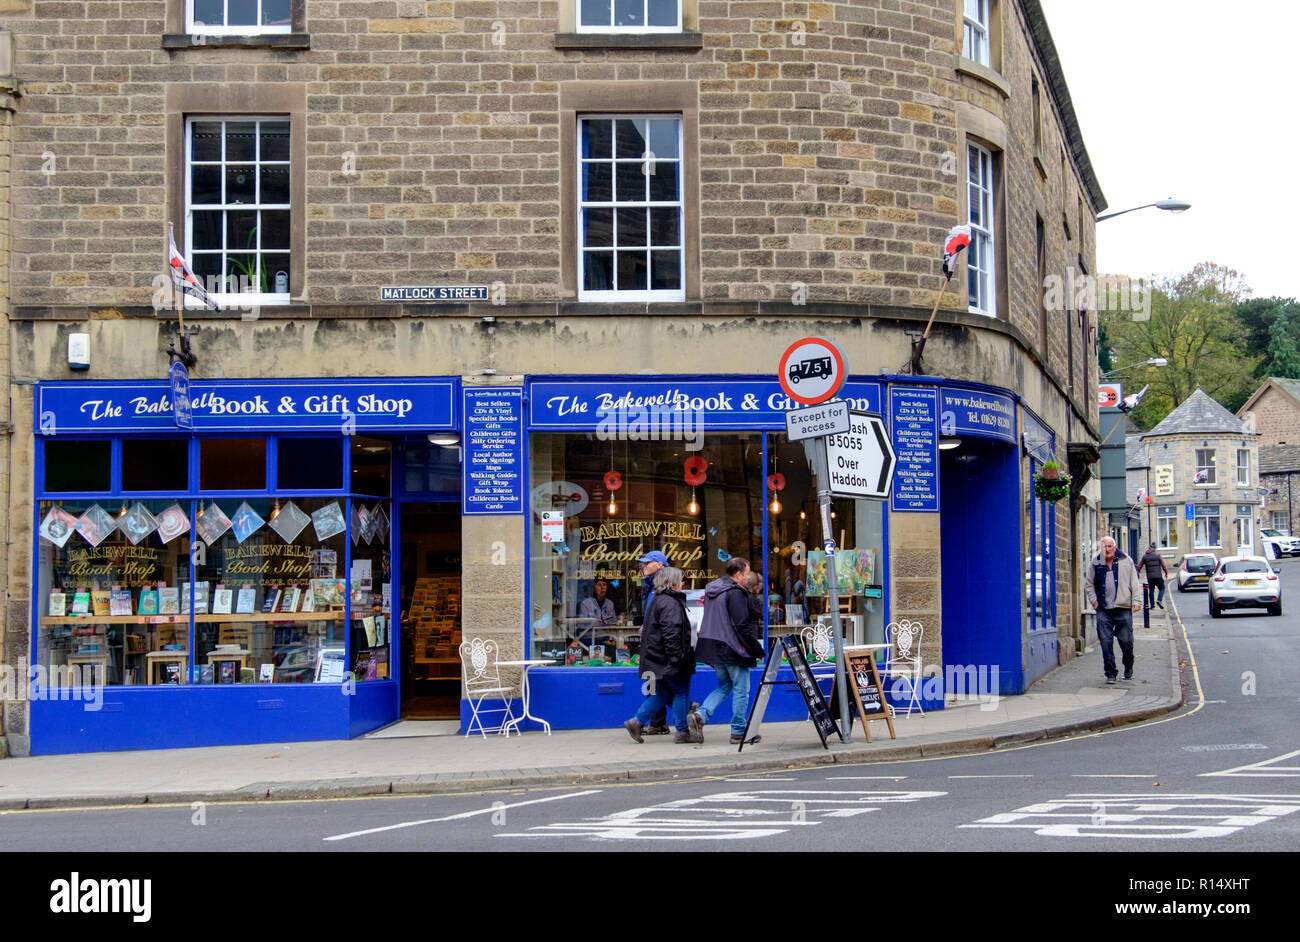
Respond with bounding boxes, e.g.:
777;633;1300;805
1177;553;1218;592
1259;528;1300;558
1208;556;1281;617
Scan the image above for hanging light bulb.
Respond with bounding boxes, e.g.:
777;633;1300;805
608;497;617;515
687;487;699;515
271;499;281;520
117;504;128;518
770;495;782;514
800;510;807;520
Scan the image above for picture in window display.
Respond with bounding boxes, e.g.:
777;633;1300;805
37;497;392;686
529;434;762;666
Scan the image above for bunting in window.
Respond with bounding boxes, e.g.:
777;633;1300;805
168;222;220;310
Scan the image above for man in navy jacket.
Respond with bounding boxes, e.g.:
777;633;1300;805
690;557;765;744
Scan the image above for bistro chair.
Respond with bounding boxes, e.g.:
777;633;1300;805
884;619;924;717
801;623;837;676
458;638;517;738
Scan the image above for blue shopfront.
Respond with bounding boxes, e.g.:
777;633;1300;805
29;373;1048;753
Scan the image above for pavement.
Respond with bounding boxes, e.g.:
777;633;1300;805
0;606;1184;810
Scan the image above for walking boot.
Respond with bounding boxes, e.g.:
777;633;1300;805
624;718;644;743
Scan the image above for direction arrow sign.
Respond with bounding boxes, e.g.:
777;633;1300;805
823;412;896;499
785;400;850;442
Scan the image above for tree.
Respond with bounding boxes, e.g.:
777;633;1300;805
1266;307;1300;379
1102;262;1260;429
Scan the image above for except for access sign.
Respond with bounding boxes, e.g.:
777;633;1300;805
778;337;848;406
823;412;896;499
785;400;850;442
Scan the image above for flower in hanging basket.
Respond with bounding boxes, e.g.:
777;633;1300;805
1033;461;1073;502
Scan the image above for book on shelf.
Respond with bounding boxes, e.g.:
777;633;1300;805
72;590;91;615
219;661;235;684
199;665;214;685
91;590;111;617
259;663;275;683
109;588;133;617
159;587;180;615
162;662;182;685
281;587;301;614
194;582;210;614
212;587;233;615
362;616;377;648
235;586;256;615
262;588;282;614
138;588;159;616
48;591;67;617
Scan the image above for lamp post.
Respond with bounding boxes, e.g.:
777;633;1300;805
1101;357;1168;380
1097;198;1191;223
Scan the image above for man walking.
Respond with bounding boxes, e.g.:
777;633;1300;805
1084;537;1143;684
1138;543;1167;609
690;557;765;743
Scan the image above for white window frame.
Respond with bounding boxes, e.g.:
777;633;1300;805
1195;448;1217;486
187;0;293;35
1236;448;1250;486
963;0;990;67
1272;510;1289;531
967;142;995;316
184;116;292;307
578;114;685;303
1235;512;1252;550
576;0;682;33
1156;506;1179;550
1193;506;1221;549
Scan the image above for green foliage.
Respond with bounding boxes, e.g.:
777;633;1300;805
1266;307;1300;379
1102;262;1259;430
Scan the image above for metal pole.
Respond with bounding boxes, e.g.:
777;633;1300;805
805;438;852;741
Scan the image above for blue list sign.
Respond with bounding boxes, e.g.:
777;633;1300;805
463;387;525;516
889;386;939;513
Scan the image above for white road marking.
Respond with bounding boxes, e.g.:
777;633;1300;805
723;777;798;782
498;788;947;842
1072;774;1158;778
1201;748;1300;778
826;775;908;780
1182;744;1268;753
322;789;602;842
962;793;1300;839
949;774;1033;779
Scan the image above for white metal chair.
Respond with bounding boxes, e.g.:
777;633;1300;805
459;639;516;738
884;619;924;717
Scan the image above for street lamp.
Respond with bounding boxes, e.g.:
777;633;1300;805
1101;357;1168;380
1097;198;1191;223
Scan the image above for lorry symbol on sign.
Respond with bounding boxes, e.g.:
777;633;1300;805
788;356;832;384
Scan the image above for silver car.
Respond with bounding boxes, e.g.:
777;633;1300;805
1260;528;1300;558
1208;556;1282;617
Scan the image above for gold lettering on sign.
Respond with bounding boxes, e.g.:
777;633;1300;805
578;521;706;543
66;546;163;587
223;543;313;580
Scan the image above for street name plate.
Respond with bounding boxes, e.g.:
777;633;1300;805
785;400;850;442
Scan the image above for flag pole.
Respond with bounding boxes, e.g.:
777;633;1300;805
907;272;953;375
167;222;197;368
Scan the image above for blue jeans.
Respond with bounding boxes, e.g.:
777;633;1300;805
635;673;692;733
1096;608;1134;679
698;663;752;735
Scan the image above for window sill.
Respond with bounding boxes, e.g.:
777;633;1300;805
554;32;703;51
955;58;1011;99
162;34;311;50
1033;150;1048;181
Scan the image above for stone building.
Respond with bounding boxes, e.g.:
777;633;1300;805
1141;390;1259;563
1258;445;1300;537
1238;377;1300;447
0;0;1104;755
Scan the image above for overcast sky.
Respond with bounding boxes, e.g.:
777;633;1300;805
1038;1;1294;301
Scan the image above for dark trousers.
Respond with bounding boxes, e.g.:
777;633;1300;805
1148;577;1166;604
1096;607;1135;679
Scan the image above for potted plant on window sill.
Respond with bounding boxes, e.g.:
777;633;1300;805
1033;460;1072;503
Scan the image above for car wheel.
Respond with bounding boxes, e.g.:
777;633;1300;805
1269;603;1282;616
1177;581;1185;593
1209;599;1220;618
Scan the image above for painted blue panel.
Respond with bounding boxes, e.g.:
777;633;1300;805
889;386;940;513
29;685;353;755
36;378;458;435
939;388;1015;444
939;439;1026;696
348;680;400;738
462;387;525;515
528;377;882;430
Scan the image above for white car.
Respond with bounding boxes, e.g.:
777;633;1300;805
1177;553;1218;591
1259;529;1300;558
1208;555;1282;617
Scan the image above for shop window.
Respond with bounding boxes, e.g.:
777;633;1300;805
349;436;392;497
1025;458;1055;628
1193;506;1221;548
186;116;292;303
578;0;681;31
200;438;266;490
1272;511;1288;531
187;0;292;33
529;433;761;666
1156;506;1179;550
404;442;460;494
37;499;191;687
43;441;111;493
276;437;344;491
123;439;190;492
766;434;886;648
578;115;684;301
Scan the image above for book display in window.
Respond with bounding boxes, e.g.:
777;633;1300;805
48;590;66;617
311;578;345;610
72;590;91;615
262;588;282;614
109;588;133;616
235;586;256;614
121;503;159;545
196;502;233;545
281;586;301;613
406;575;461;660
212;587;233;615
159;587;180;615
92;590;111;616
138;588;160;616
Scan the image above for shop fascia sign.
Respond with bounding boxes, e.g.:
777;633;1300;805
36;378;458;434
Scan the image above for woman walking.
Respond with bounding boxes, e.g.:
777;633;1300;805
624;568;701;744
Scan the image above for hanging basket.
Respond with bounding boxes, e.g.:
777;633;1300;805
1033;467;1072;502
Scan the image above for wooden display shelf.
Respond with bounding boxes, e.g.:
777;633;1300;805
41;612;344;626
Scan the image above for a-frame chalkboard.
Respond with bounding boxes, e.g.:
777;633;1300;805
738;634;844;751
829;646;897;742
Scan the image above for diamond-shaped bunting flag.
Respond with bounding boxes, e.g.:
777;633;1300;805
231;501;266;544
121;502;159;545
195;502;233;545
312;501;346;541
39;506;80;548
75;504;116;547
268;500;310;543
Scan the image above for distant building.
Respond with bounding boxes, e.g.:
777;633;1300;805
1141;390;1259;559
1238;378;1300;446
1258;446;1300;537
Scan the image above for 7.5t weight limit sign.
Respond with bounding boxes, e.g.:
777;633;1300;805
823;412;896;499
